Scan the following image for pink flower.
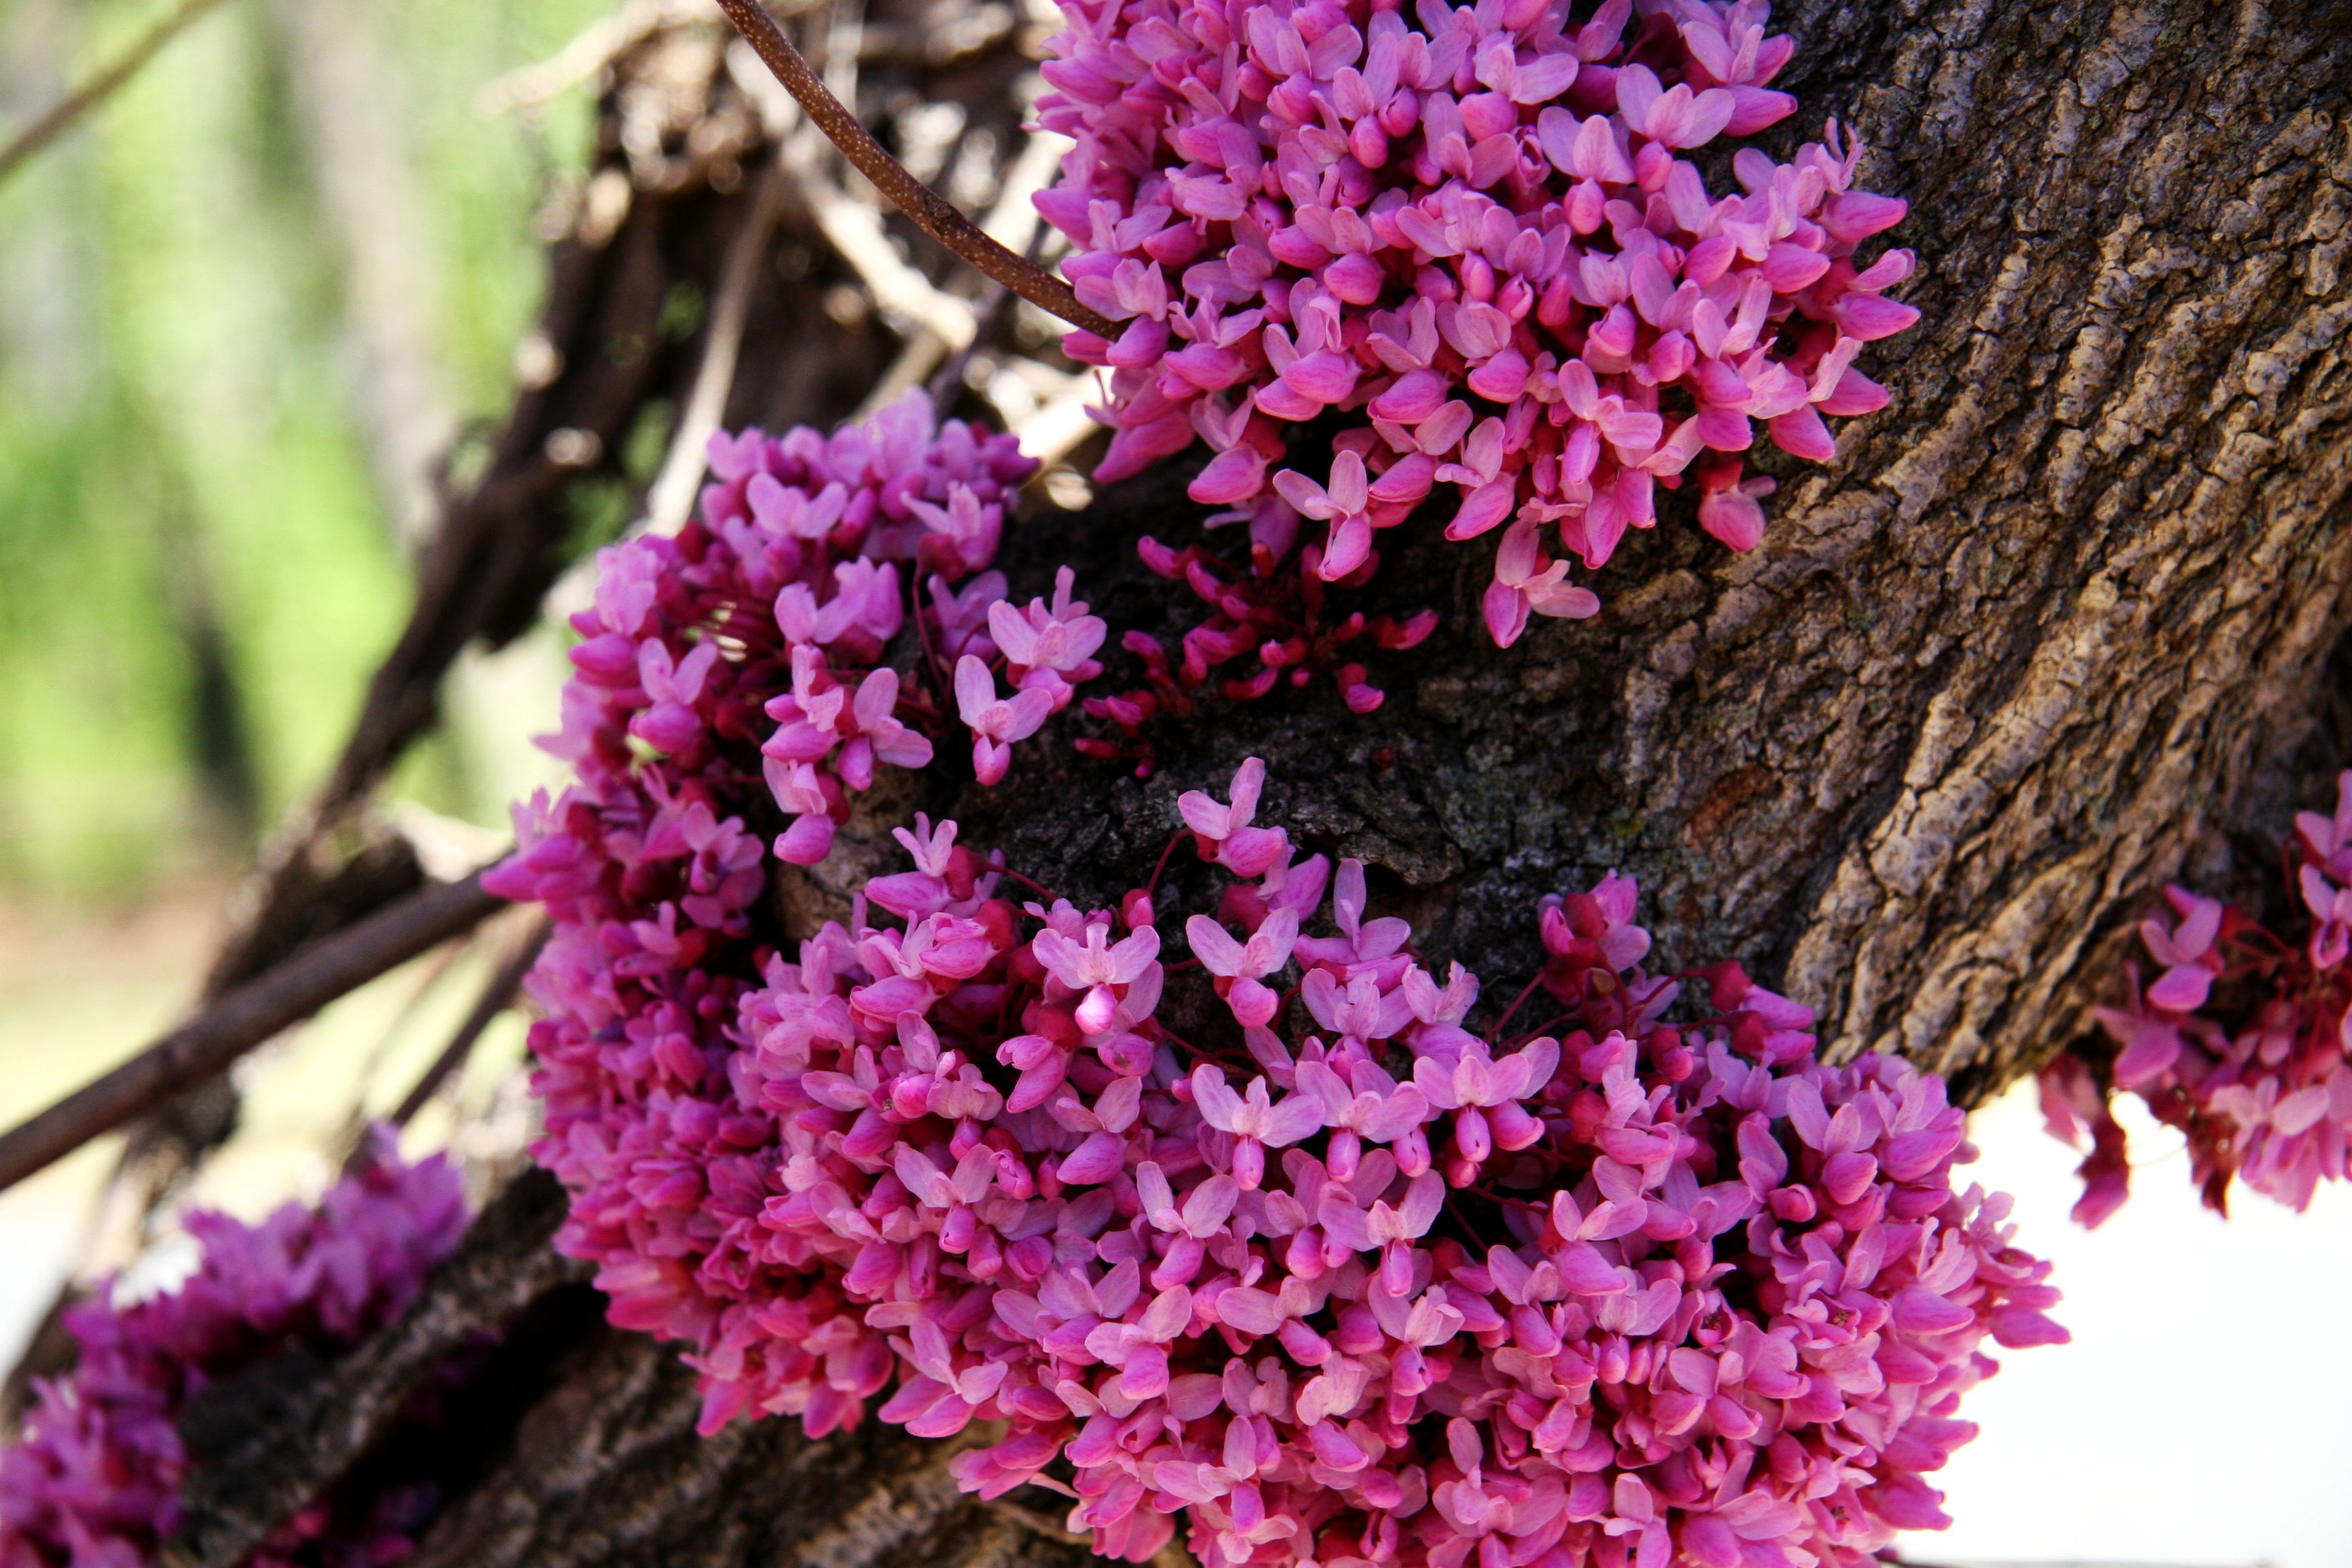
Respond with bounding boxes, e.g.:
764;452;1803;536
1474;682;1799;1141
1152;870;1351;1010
2141;886;2224;1010
1273;451;1377;582
1177;757;1289;876
2053;769;2352;1217
991;565;1108;706
1294;857;1412;973
0;1130;468;1568
956;655;1056;785
2302;863;2352;969
1295;1058;1428;1182
1188;1063;1326;1188
1414;1037;1561;1175
1037;0;1914;677
1186;909;1300;1028
1483;521;1602;648
1034;920;1163;1034
928;569;1010;660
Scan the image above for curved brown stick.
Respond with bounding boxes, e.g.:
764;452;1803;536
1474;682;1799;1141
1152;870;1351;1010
0;0;232;186
711;0;1118;340
0;871;507;1195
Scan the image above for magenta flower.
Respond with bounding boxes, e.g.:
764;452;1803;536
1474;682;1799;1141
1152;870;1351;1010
1273;450;1377;581
1036;0;1916;705
1034;920;1163;1034
0;1129;467;1568
2051;771;2352;1218
955;654;1057;785
1189;1059;1326;1187
1186;908;1301;1028
991;566;1110;709
528;389;1063;873
2141;886;2224;1010
1177;756;1290;877
500;692;2062;1568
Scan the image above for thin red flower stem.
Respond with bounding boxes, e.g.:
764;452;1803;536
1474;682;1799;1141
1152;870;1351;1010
0;870;507;1195
913;587;946;690
1485;972;1548;1044
1142;830;1187;903
1500;1013;1575;1050
712;0;1118;339
995;866;1064;902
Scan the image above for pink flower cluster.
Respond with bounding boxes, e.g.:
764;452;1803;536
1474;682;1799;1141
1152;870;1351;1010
1036;0;1915;662
500;724;2061;1568
2042;771;2352;1222
0;1129;467;1568
1078;538;1437;771
569;391;1053;871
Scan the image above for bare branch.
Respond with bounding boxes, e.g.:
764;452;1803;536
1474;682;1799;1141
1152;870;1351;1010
0;871;507;1195
389;918;552;1129
0;0;233;186
475;0;704;117
163;1168;591;1568
709;0;1116;338
644;160;789;533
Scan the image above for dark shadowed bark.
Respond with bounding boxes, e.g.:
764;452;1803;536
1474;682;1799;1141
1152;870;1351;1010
154;0;2352;1561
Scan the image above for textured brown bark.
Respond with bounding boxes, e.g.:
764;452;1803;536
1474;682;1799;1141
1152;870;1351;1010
153;0;2352;1561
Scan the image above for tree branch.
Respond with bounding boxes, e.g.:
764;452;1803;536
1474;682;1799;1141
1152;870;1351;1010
162;1169;591;1568
389;918;551;1129
0;871;507;1194
710;0;1116;338
0;0;233;186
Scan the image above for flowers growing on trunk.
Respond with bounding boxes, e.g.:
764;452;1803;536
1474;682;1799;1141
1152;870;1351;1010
1035;0;1915;753
2043;770;2352;1222
0;1130;469;1568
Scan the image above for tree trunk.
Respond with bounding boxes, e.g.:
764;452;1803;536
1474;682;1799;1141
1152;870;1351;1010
163;0;2352;1561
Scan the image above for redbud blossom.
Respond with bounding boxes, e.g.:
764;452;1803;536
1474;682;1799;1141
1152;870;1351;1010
1038;0;1916;681
2046;769;2352;1220
0;1130;468;1568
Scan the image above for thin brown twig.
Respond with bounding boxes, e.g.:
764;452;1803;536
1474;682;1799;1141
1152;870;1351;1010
0;0;234;187
710;0;1116;338
389;918;552;1128
644;158;788;532
0;869;507;1195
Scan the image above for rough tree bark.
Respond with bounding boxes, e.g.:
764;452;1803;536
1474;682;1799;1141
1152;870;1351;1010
156;0;2352;1563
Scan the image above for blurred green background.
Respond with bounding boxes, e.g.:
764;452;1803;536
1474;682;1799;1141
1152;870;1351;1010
0;0;606;902
0;0;607;1287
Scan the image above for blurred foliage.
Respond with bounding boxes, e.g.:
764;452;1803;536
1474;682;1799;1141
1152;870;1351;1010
0;0;610;901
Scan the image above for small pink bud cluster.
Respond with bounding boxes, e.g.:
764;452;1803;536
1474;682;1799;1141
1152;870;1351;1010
960;567;1110;783
1079;540;1436;773
0;1128;468;1568
498;724;2061;1568
2041;770;2352;1222
560;390;1052;871
1036;0;1914;660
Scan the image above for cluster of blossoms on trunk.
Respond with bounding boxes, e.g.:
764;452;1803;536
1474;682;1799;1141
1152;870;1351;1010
1075;538;1437;772
495;574;2063;1568
0;1130;467;1568
474;13;2056;1556
582;391;1065;870
2040;771;2352;1224
1035;0;1914;739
